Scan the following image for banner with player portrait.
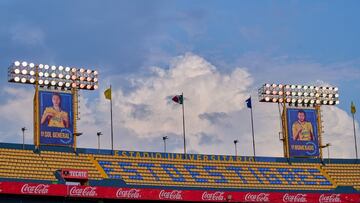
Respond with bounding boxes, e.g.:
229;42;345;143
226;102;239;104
39;90;74;146
286;108;319;157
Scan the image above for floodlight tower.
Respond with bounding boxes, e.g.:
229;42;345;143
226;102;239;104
7;61;99;149
258;83;339;158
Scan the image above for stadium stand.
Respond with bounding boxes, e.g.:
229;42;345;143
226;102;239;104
0;147;55;181
322;163;360;190
94;153;336;190
0;143;359;203
39;150;102;180
0;143;359;191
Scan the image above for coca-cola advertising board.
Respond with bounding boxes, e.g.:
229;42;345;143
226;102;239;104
0;181;359;202
0;182;66;196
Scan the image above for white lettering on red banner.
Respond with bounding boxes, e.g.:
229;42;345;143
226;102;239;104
283;193;307;203
69;186;97;197
319;194;341;203
116;188;141;199
68;171;87;178
245;193;270;202
62;169;88;180
21;184;49;195
201;191;225;201
159;190;182;200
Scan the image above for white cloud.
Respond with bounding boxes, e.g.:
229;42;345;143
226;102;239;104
104;53;253;153
321;106;359;158
0;53;358;158
0;87;33;144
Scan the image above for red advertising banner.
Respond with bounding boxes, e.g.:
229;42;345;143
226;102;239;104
0;181;359;202
61;169;88;180
67;185;360;203
0;182;66;196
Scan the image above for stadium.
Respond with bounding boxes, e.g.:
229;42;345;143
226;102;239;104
2;61;360;202
0;141;359;202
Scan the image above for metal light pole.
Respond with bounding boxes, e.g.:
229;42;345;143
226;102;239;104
74;132;83;153
97;132;102;153
163;136;168;153
234;140;238;156
21;127;26;150
321;143;331;164
351;102;358;159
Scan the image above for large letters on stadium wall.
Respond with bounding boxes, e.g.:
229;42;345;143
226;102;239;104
38;90;74;146
286;108;319;157
98;160;332;187
0;181;359;202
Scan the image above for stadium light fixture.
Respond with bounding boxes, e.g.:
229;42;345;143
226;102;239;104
321;143;331;163
8;61;99;90
163;136;168;153
21;127;26;150
97;132;102;153
74;132;83;137
258;83;339;106
234;140;238;156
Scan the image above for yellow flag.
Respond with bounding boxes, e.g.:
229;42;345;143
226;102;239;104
104;88;111;100
351;101;356;114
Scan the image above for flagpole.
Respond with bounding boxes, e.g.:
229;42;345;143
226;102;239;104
110;85;114;153
182;92;186;155
250;103;256;157
246;97;256;157
352;111;358;160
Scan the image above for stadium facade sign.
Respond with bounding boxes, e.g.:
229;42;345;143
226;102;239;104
117;150;257;162
0;181;358;202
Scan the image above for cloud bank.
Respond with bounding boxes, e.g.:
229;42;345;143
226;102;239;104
0;53;358;158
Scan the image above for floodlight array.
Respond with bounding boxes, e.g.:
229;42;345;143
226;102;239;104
8;61;98;90
258;83;339;106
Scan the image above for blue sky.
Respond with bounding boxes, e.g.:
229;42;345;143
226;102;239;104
0;1;359;156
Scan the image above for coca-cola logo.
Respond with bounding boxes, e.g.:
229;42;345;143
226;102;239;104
116;188;141;199
245;193;270;202
159;190;182;200
202;191;225;201
69;186;97;197
283;193;307;203
21;184;49;195
319;194;341;203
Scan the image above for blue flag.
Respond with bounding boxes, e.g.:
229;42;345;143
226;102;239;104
246;97;252;109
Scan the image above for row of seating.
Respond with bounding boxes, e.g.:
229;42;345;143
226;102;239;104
0;147;358;191
0;148;56;181
39;151;103;180
96;157;334;190
0;148;104;181
321;163;360;190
